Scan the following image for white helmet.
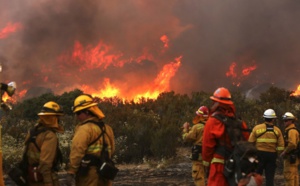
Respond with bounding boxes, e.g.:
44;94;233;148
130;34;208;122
282;112;296;120
263;109;277;119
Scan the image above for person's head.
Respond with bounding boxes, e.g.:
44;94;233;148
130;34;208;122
209;87;235;115
193;106;209;124
72;94;105;122
282;112;296;127
37;101;64;131
263;109;277;123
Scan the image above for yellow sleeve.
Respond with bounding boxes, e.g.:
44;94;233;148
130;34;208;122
248;127;257;143
276;129;285;151
67;125;92;174
285;129;298;153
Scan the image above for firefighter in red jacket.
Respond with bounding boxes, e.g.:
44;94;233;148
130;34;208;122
202;87;250;186
182;105;209;186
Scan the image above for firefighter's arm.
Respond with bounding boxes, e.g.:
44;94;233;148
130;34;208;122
282;129;298;156
241;121;250;140
202;118;221;166
39;131;58;185
106;124;115;157
248;127;257;143
277;130;285;152
67;125;91;174
183;125;201;143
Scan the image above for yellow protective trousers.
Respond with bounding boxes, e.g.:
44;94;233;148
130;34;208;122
192;160;205;186
283;157;299;186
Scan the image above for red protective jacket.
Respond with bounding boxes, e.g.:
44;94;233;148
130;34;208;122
202;109;249;166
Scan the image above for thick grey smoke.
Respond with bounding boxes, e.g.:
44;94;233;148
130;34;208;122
1;0;300;99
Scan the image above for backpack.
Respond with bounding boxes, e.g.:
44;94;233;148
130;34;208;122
8;126;63;185
284;127;300;158
213;114;258;186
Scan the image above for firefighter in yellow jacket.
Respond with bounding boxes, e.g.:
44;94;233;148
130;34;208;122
25;101;64;186
182;106;209;186
279;112;299;186
66;94;115;186
248;109;285;186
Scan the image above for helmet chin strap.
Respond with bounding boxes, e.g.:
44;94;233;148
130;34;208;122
210;101;219;113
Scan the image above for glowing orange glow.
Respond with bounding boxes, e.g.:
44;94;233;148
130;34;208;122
226;62;237;78
71;41;124;70
226;61;257;87
160;35;169;49
291;85;300;96
0;22;22;39
74;56;182;102
242;64;257;76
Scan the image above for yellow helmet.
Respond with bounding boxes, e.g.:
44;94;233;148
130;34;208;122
72;94;98;113
38;101;63;116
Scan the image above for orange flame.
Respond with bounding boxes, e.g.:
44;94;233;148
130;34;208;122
291;85;300;96
160;34;169;49
226;62;257;86
226;62;237;78
76;56;182;101
0;22;22;39
242;64;257;76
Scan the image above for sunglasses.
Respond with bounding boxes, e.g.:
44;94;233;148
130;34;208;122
75;111;85;116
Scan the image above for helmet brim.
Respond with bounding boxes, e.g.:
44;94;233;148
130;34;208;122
38;112;64;116
210;96;233;105
73;102;98;113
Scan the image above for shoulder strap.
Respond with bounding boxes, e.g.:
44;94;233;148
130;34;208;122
26;126;52;152
82;120;106;147
256;124;278;139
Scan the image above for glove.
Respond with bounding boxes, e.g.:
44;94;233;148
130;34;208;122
65;174;76;186
182;122;190;131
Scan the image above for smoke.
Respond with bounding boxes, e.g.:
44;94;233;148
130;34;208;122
1;0;300;99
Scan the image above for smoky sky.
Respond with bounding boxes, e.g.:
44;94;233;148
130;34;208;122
0;0;300;98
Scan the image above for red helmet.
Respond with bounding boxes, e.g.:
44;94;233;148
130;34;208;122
210;87;233;105
196;106;209;118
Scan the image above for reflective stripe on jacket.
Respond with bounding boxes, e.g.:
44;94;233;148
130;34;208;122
248;123;284;152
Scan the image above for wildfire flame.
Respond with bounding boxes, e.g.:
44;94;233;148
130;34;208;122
55;35;182;102
291;85;300;96
226;62;257;86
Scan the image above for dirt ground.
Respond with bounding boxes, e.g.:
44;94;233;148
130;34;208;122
4;147;286;186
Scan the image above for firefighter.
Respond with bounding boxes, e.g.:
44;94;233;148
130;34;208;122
66;94;115;186
25;101;64;186
279;112;299;186
182;105;209;186
248;109;285;186
202;87;250;186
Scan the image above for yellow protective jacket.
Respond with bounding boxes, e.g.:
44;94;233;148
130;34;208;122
248;122;284;152
68;117;115;175
25;125;61;185
284;124;299;154
182;121;204;146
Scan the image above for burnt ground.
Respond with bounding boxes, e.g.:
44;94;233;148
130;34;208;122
4;147;286;186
